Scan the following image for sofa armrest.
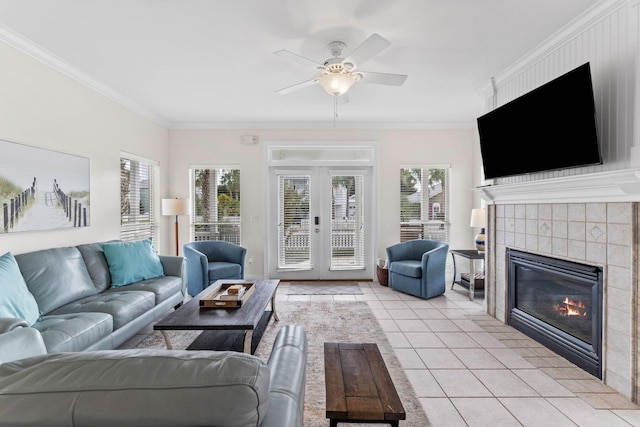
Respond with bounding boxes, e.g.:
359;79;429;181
159;255;187;295
262;325;308;427
0;324;47;363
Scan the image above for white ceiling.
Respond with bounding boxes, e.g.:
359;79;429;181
0;0;601;128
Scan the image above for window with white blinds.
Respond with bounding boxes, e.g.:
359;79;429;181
120;153;159;248
278;175;311;270
330;174;365;270
190;168;241;244
400;167;449;243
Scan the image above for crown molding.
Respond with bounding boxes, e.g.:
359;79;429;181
0;24;169;127
477;0;629;95
168;120;477;130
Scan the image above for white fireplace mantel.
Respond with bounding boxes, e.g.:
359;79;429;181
474;168;640;204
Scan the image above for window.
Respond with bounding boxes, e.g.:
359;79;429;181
191;167;241;244
120;153;159;248
399;167;449;242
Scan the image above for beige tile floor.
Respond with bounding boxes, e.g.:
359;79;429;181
280;281;640;427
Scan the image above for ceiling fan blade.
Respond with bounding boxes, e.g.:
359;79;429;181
274;49;325;70
342;33;390;69
357;71;408;86
275;78;319;95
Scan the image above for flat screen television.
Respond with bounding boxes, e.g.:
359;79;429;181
477;62;602;180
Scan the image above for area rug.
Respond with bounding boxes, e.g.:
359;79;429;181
285;281;363;295
135;301;430;427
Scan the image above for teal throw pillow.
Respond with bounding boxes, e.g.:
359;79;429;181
100;239;165;287
0;252;40;325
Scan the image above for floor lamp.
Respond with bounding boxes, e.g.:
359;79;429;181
162;198;189;256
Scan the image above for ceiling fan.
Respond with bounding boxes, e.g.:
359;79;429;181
274;33;408;98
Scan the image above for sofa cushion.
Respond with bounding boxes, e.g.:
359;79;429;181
105;275;183;305
100;239;165;287
14;247;96;315
208;262;243;282
0;350;271;427
33;312;113;353
76;242;112;293
0;252;40;325
49;290;155;330
390;260;423;278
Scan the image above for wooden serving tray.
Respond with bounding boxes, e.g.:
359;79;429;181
199;282;256;309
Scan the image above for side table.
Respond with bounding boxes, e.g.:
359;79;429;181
450;249;485;301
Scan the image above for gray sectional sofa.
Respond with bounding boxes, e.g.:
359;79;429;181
0;239;308;426
3;240;186;353
0;323;308;426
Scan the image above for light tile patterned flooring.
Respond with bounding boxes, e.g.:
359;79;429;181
279;281;640;427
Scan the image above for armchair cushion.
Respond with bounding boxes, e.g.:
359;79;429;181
391;260;422;278
208;262;243;281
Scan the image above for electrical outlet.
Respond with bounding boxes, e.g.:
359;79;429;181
248;256;253;264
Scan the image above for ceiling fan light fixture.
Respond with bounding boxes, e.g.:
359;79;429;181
318;72;356;96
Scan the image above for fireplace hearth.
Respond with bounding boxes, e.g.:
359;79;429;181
507;249;603;378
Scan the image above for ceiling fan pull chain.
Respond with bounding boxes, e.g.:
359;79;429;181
333;95;338;127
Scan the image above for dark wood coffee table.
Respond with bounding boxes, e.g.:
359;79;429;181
154;279;279;354
324;342;406;427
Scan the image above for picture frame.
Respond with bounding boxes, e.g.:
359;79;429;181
0;139;90;233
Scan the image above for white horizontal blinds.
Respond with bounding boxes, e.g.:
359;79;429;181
330;174;365;269
278;174;312;270
120;155;159;248
191;168;241;245
400;167;449;243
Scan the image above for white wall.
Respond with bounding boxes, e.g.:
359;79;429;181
0;39;481;265
480;0;639;185
168;128;478;278
0;41;171;256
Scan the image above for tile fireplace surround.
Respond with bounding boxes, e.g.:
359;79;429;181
478;169;640;403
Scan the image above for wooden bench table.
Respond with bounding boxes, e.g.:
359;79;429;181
324;342;406;427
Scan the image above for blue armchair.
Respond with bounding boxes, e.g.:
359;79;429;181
183;241;247;296
386;239;449;299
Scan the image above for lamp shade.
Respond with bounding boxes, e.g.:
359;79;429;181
318;73;356;96
469;208;486;228
161;198;189;216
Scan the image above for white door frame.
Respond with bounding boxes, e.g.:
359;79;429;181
263;141;377;281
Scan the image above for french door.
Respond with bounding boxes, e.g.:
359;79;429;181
268;166;372;280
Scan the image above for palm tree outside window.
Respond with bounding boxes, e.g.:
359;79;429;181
190;167;241;244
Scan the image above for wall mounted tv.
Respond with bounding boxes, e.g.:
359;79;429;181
477;62;602;180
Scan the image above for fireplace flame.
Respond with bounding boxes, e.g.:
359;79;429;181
554;297;588;317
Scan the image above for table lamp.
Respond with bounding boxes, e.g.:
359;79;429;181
162;198;189;256
470;208;486;253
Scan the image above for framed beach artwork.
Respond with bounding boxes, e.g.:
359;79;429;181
0;139;90;233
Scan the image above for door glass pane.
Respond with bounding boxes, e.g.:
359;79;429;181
278;175;312;270
331;175;364;269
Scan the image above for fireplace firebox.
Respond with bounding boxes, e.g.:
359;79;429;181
507;249;603;378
